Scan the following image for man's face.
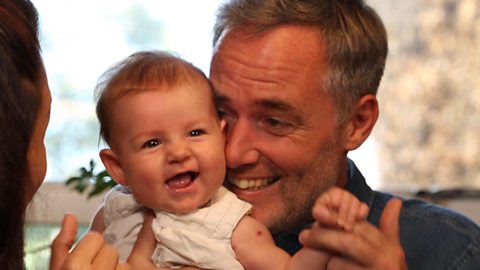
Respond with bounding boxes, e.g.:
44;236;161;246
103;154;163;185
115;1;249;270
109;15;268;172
210;25;349;233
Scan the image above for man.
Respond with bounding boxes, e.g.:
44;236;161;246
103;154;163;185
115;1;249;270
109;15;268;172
208;0;480;269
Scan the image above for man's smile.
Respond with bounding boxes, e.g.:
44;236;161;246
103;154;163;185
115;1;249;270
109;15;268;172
228;176;280;190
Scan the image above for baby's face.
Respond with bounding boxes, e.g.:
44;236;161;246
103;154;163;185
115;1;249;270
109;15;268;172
108;79;226;213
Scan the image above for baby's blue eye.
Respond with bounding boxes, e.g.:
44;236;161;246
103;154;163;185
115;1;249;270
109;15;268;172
143;139;160;148
189;129;205;137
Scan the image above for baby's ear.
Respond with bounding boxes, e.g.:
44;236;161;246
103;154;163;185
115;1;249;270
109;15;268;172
99;149;127;186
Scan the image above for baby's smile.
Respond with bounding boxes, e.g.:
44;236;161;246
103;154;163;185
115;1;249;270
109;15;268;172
165;171;198;189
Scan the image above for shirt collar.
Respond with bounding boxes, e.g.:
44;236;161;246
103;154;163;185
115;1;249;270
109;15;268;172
346;158;375;209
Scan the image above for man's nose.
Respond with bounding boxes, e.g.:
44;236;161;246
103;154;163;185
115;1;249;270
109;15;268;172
166;140;191;163
224;118;260;169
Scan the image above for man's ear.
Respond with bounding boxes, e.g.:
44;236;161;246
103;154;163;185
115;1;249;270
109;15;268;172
99;149;128;186
343;94;379;151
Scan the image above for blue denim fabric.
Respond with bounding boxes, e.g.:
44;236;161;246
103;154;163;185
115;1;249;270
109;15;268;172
274;159;480;270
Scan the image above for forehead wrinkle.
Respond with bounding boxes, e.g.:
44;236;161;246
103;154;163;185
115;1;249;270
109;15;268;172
256;98;294;112
219;44;302;86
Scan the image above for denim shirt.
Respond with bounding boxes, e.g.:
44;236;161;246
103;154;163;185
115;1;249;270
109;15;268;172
274;159;480;270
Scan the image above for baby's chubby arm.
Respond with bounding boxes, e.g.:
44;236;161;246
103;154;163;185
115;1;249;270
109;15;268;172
231;215;291;270
232;215;332;270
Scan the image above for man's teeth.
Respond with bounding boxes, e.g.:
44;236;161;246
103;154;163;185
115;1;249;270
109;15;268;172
229;178;275;190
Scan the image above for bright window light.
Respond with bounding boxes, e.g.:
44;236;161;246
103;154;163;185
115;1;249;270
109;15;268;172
33;0;225;181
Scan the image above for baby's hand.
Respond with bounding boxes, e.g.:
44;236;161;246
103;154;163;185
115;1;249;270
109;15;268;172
312;187;369;231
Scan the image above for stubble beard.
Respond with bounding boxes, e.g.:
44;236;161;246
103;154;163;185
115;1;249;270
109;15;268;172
268;138;341;234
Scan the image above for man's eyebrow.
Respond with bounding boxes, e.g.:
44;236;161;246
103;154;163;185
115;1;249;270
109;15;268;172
214;93;302;121
214;92;230;104
214;93;294;111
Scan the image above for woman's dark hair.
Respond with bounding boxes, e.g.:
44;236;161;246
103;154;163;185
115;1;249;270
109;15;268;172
0;0;42;268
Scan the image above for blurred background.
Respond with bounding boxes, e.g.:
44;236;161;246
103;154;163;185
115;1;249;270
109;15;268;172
25;0;480;269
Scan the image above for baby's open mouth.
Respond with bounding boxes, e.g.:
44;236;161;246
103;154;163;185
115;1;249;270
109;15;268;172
165;171;198;189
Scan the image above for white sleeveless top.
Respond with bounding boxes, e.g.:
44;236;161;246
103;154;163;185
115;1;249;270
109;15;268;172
102;185;251;269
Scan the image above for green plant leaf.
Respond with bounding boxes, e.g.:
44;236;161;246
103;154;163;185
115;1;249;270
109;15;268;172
65;159;114;198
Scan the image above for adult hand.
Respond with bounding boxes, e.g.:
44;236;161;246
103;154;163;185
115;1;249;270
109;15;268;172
50;213;120;270
299;198;407;270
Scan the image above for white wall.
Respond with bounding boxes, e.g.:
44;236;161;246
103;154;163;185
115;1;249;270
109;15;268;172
26;182;104;225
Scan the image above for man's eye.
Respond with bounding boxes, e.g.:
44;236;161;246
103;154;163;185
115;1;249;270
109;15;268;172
218;109;235;126
189;129;205;137
217;109;231;121
260;117;293;136
265;118;284;128
143;139;160;148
